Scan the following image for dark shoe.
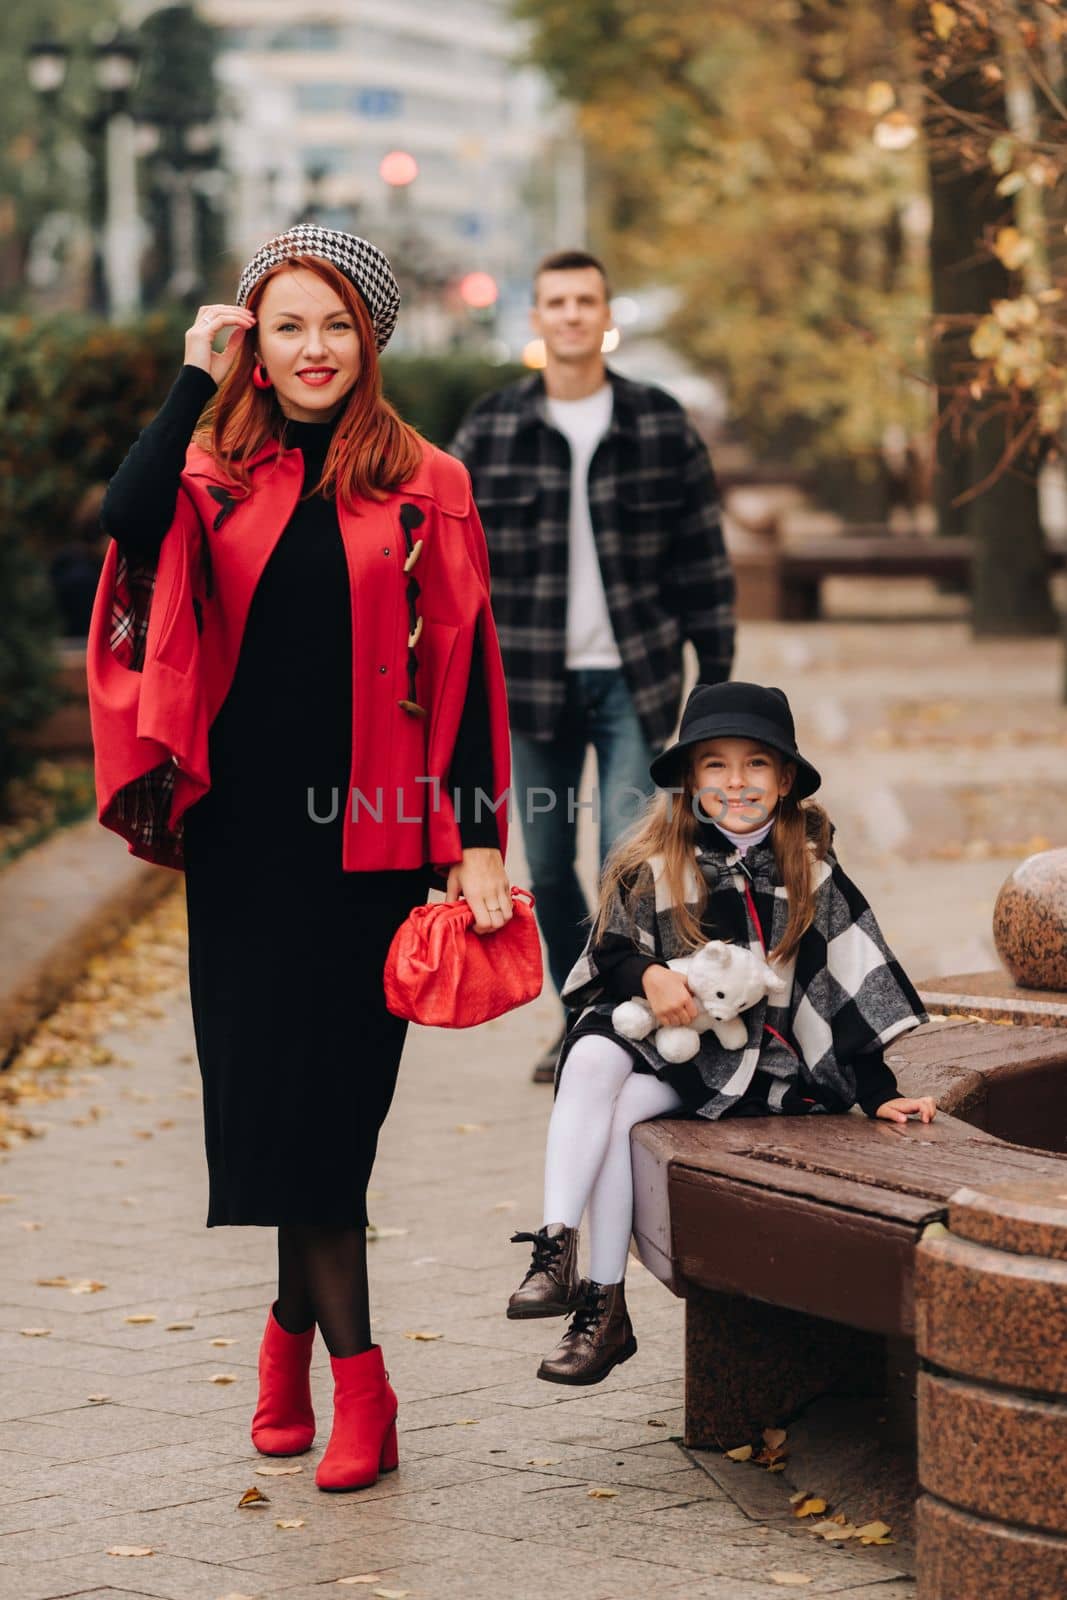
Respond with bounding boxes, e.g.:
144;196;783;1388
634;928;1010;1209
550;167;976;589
537;1279;637;1385
532;1027;565;1084
507;1223;582;1319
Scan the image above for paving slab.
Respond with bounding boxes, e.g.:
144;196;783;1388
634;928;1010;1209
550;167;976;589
8;617;1061;1595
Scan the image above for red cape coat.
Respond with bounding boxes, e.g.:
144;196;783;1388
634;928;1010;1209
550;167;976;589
87;436;511;872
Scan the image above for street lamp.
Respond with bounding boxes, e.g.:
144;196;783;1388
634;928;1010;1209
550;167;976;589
24;31;142;317
146;119;222;301
93;36;139;99
94;35;141;318
26;39;70;99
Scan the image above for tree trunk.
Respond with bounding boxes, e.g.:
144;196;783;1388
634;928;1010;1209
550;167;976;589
969;415;1057;635
922;54;1056;633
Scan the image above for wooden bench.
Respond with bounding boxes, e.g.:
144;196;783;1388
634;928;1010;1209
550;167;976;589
630;1017;1067;1596
727;520;1066;622
631;1017;1067;1442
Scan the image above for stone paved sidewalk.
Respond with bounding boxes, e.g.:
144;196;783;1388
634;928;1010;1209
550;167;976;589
1;619;1064;1600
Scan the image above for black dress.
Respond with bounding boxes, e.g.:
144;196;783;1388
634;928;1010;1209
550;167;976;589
102;367;497;1226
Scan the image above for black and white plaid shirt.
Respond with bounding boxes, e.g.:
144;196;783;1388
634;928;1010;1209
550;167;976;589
449;369;735;747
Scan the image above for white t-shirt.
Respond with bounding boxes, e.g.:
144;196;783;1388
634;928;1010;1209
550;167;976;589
545;385;621;670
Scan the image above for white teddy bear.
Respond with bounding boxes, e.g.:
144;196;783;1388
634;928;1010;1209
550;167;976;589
611;939;788;1065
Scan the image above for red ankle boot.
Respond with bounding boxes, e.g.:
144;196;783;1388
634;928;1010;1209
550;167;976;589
251;1304;316;1456
315;1344;398;1492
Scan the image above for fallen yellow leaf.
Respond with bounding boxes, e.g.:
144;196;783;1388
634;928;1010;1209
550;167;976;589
763;1428;787;1450
107;1546;154;1557
372;1591;410;1600
256;1464;303;1477
857;1520;894;1544
166;1322;195;1332
454;1418;479;1426
211;1337;238;1347
725;1444;753;1461
36;1275;70;1287
20;1328;52;1337
124;1313;156;1325
70;1280;106;1294
237;1486;269;1508
210;1373;238;1384
275;1518;305;1529
587;1487;618;1498
793;1497;828;1518
454;1123;488;1133
87;1394;111;1404
403;1330;443;1341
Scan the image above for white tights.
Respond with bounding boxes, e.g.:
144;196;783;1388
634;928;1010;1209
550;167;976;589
542;1034;682;1285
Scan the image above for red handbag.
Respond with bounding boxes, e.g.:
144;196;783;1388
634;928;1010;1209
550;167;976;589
383;887;543;1027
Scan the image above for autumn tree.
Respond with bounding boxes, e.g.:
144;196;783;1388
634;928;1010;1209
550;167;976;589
518;0;1062;634
917;0;1060;633
517;4;928;464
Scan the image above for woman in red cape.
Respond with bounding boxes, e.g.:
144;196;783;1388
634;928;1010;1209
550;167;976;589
88;226;511;1492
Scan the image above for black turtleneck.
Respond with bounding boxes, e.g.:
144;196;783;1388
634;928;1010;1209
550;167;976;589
101;365;497;853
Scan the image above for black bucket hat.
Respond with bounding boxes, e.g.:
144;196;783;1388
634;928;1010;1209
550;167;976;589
649;681;821;799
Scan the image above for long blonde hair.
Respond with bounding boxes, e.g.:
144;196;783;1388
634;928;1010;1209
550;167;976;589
592;748;832;966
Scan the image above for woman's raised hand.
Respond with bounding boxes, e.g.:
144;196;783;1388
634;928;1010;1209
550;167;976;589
184;304;257;386
641;966;699;1029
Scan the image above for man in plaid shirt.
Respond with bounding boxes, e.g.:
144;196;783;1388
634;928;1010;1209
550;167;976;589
450;250;735;1080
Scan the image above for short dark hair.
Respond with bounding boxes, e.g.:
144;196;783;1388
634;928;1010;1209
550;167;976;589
533;249;611;302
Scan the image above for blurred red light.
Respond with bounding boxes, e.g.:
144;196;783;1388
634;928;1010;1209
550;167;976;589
458;271;498;308
379;150;418;187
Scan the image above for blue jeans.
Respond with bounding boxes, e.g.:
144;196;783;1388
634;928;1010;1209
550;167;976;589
511;669;658;1000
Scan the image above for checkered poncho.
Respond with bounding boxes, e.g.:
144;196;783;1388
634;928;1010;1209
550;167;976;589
559;831;928;1121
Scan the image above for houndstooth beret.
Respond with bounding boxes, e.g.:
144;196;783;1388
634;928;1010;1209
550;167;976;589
235;225;401;352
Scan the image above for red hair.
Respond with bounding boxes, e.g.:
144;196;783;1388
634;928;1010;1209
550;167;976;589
195;255;423;504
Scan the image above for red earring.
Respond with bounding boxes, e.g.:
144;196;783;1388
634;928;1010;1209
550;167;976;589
252;362;273;390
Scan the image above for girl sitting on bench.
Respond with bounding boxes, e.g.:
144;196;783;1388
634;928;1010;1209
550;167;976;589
506;680;935;1385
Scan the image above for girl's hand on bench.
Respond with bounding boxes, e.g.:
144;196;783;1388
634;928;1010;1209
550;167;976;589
875;1096;936;1125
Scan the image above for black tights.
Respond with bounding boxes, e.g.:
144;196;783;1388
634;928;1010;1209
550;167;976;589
275;1225;370;1358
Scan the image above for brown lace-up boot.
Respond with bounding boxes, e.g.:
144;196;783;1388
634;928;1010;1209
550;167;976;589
536;1279;637;1385
506;1224;582;1319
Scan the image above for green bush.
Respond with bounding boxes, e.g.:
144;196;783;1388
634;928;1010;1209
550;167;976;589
0;312;523;561
0;310;188;563
0;535;60;814
0;311;524;807
382;355;525;447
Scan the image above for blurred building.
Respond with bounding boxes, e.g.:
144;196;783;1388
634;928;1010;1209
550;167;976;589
200;0;577;351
